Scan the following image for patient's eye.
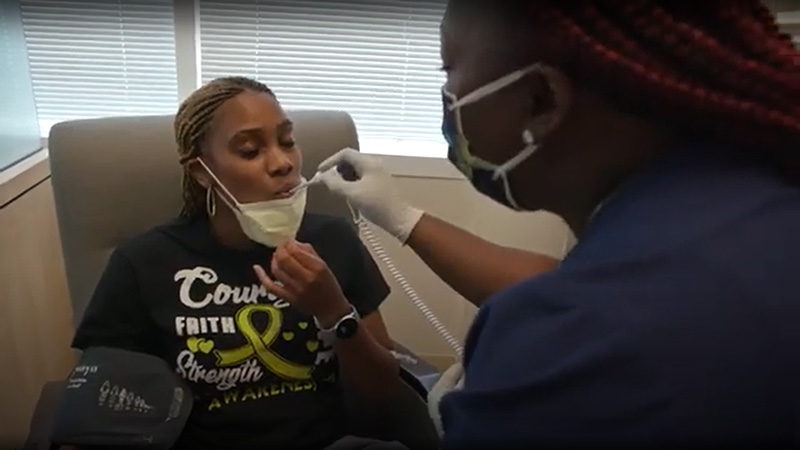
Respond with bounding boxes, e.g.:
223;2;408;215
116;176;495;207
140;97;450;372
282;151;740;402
279;137;296;149
238;145;259;159
230;129;264;158
278;124;295;149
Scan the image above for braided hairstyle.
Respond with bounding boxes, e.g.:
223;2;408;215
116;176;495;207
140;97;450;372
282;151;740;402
452;0;799;173
175;76;275;217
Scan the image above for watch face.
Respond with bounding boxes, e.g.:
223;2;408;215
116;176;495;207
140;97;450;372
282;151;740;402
336;317;359;339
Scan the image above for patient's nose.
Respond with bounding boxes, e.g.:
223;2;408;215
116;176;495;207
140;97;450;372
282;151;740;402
265;146;293;177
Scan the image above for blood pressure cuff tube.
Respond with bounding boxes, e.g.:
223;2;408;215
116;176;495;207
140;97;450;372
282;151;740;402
49;346;193;450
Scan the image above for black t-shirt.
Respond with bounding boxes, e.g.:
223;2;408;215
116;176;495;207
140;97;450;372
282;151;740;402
72;213;390;450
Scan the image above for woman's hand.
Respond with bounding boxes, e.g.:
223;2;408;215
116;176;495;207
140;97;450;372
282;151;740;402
253;240;350;327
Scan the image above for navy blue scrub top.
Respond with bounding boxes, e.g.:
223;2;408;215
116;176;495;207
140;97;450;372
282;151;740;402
440;142;800;448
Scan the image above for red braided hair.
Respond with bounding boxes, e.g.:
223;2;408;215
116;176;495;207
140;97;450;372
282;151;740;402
508;1;799;169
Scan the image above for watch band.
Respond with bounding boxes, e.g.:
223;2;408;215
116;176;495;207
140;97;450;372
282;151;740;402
314;305;360;341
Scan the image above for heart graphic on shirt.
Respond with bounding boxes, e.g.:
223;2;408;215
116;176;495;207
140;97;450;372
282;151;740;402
306;340;320;352
186;336;200;352
282;331;295;341
298;322;309;330
198;339;214;354
186;336;214;354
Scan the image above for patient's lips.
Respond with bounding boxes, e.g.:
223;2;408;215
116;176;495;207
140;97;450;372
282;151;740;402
273;181;300;199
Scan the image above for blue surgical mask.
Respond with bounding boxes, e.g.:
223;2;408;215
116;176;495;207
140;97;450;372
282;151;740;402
442;64;542;210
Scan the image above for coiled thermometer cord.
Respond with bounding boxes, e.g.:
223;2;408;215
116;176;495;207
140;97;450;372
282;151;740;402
297;166;465;358
353;209;464;358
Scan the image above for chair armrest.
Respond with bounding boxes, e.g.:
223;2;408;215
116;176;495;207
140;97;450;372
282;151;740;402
391;341;441;399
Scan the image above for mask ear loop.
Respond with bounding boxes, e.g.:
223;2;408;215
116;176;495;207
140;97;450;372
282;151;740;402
449;63;544;110
196;158;243;212
492;129;538;179
499;175;522;210
493;130;538;211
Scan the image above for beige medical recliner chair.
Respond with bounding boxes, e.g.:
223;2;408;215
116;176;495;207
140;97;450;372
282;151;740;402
28;111;439;450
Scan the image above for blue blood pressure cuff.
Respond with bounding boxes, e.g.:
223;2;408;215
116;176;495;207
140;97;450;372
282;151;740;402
50;346;193;449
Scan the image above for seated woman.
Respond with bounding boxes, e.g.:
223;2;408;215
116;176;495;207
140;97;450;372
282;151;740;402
72;76;401;450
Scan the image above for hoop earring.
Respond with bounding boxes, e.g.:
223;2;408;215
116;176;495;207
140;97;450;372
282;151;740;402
206;187;216;217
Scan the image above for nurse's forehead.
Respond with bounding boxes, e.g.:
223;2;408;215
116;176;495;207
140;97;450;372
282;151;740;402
440;5;498;53
440;4;533;86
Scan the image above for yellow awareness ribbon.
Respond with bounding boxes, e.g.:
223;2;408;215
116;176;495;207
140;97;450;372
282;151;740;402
214;304;312;380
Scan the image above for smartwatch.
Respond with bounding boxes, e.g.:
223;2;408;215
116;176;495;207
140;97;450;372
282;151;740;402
314;305;360;341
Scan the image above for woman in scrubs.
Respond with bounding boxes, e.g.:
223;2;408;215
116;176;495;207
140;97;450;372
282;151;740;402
318;0;800;447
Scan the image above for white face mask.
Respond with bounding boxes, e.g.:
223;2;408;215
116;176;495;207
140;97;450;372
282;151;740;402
198;159;307;248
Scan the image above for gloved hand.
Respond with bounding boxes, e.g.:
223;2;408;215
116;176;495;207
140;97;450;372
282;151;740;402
427;362;464;437
317;148;424;243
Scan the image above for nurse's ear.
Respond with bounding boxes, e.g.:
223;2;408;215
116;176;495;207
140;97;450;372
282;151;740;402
522;64;572;142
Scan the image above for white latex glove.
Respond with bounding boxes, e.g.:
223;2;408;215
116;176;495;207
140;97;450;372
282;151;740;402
427;362;464;438
317;148;424;243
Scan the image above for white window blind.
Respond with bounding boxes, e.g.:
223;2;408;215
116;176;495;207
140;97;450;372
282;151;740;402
20;0;178;135
768;1;800;48
775;11;800;48
198;0;447;158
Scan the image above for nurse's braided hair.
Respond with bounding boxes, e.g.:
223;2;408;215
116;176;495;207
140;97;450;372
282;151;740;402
174;76;275;218
452;0;799;174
